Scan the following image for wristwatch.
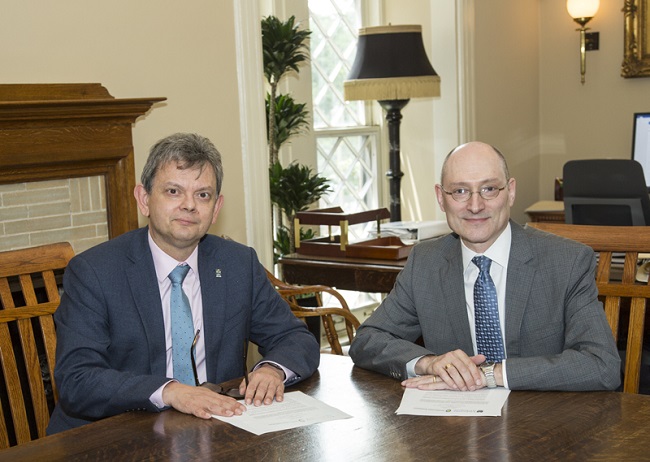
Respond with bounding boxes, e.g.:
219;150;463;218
479;361;497;388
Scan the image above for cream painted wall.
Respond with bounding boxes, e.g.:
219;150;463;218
1;0;251;244
473;0;540;224
539;0;650;202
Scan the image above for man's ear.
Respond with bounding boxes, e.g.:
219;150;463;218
435;185;446;212
134;184;150;217
211;194;225;225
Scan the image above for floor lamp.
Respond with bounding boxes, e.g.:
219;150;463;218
344;25;440;222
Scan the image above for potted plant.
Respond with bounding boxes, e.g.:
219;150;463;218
261;15;331;262
269;161;331;259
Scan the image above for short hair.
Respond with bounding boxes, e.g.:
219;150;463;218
141;133;224;194
440;142;509;184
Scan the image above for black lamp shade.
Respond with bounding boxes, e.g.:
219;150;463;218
344;25;440;101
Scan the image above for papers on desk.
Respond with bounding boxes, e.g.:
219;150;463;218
212;391;351;435
396;388;511;417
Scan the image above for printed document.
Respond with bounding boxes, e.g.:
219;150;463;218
213;391;352;435
396;388;511;416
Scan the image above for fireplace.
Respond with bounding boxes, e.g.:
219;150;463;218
0;84;164;252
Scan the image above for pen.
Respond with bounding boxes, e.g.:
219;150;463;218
191;329;201;387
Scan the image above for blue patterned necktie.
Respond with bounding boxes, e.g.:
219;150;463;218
169;265;194;385
472;256;505;362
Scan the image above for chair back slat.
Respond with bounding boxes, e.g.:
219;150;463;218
627;298;647;393
603;297;621;342
265;269;360;355
0;242;74;448
0;322;31;445
528;223;649;393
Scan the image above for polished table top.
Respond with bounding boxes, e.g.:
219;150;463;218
3;354;650;461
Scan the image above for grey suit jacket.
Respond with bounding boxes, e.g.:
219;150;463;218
349;221;620;391
48;227;320;433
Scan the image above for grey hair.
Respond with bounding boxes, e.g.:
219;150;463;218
141;133;224;194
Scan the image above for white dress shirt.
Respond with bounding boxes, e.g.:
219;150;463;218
461;223;511;388
407;224;512;388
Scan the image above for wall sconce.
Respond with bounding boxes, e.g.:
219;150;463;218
344;25;440;221
566;0;600;84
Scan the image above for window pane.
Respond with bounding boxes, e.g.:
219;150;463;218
308;0;365;129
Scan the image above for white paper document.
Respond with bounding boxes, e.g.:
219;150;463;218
396;388;511;417
212;391;352;435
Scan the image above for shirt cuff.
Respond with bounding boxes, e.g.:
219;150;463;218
150;380;176;409
406;356;424;378
501;360;510;389
254;360;297;384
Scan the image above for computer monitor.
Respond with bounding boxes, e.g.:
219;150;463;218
632;112;650;189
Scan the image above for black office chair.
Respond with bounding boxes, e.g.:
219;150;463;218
562;159;650;226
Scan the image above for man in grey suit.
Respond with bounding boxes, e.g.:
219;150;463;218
349;141;620;391
48;133;320;433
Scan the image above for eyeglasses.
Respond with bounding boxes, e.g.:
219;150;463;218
191;330;249;398
440;184;507;202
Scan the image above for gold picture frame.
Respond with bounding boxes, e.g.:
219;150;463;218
623;0;650;77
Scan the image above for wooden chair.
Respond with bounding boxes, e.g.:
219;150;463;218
527;222;650;393
0;242;74;448
266;270;360;355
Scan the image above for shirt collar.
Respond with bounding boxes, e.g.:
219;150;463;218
148;232;199;283
462;222;512;271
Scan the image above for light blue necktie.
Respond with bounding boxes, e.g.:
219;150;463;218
472;256;505;362
169;265;194;385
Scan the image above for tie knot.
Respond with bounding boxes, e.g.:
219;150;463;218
169;264;190;284
472;255;492;273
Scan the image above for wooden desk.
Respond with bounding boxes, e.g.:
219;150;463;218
279;253;406;293
525;200;565;223
4;355;650;460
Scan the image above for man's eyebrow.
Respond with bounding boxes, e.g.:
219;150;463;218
195;186;216;193
161;182;183;189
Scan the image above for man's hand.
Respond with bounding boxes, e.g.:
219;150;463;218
239;363;285;406
162;382;246;418
403;350;486;391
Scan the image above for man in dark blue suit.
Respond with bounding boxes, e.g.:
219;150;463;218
48;133;320;433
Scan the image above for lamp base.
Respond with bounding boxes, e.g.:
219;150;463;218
378;99;410;222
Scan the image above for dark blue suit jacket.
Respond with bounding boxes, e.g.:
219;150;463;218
48;227;320;433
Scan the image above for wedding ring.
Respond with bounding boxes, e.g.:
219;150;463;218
433;375;437;383
445;363;453;371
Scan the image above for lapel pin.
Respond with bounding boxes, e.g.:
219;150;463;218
215;269;222;278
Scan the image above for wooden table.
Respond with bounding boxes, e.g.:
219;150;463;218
279;252;406;293
4;355;650;461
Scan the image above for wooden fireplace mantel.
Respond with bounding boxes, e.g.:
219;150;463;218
0;83;166;238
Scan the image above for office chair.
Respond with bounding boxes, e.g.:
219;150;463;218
562;159;650;226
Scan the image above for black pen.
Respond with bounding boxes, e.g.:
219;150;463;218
243;338;249;387
191;329;201;387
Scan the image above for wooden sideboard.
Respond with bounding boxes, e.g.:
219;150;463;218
525;200;565;223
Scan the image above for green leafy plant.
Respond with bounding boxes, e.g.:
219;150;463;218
265;93;309;152
269;161;331;254
261;15;311;167
273;225;316;264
